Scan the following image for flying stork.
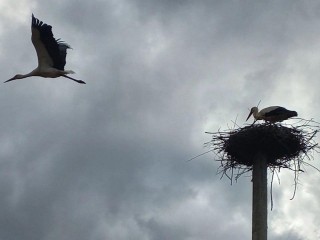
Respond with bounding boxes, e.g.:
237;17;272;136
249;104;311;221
5;14;85;84
246;106;298;123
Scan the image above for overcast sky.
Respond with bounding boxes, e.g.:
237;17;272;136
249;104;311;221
1;0;320;239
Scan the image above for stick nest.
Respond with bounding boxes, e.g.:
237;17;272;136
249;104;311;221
222;124;305;166
206;119;319;182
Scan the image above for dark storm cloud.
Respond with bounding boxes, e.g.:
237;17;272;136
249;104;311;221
0;0;319;239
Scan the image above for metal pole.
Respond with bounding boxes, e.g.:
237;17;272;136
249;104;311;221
252;153;268;240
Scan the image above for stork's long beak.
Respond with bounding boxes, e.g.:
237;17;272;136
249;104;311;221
246;110;253;121
4;77;15;83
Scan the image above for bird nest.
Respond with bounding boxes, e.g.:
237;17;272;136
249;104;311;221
205;119;320;183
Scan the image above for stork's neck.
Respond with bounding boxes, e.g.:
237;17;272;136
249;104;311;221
18;69;39;79
252;108;260;120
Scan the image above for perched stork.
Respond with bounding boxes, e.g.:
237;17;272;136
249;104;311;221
246;106;298;123
5;14;85;84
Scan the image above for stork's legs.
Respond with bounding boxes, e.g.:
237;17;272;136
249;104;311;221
62;75;86;84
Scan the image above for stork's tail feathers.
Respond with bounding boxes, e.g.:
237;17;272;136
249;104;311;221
286;111;298;119
288;111;298;118
65;70;75;74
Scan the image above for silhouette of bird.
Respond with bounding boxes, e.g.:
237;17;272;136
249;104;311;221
246;106;297;123
5;14;85;84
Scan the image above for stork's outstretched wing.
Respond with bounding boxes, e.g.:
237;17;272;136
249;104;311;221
31;14;70;70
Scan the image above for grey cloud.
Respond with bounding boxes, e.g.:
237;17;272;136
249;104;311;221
0;0;319;239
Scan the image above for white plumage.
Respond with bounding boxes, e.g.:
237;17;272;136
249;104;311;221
5;14;85;84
